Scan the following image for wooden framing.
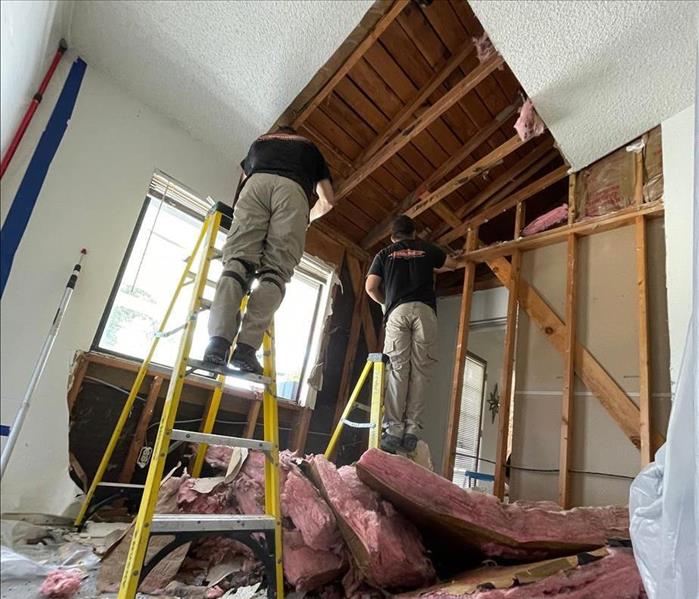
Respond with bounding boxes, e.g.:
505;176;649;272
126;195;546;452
290;408;313;453
558;235;577;508
360;104;518;249
514;202;525;239
405;135;525;220
333;254;369;426
334;53;505;201
493;250;521;499
356;42;475;165
67;352;90;412
119;376;162;483
486;255;664;450
567;173;577;225
442;228;478;479
443;164;569;245
462;201;664;264
290;0;409;128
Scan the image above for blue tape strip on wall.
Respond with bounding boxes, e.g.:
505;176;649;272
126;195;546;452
0;58;87;297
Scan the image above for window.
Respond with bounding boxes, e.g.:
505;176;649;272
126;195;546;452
94;172;335;405
452;353;486;489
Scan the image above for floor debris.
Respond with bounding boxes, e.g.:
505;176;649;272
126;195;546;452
40;568;85;598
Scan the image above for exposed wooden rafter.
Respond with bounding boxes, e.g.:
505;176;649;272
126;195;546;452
334;53;506;202
290;0;410;129
361;104;518;250
442;163;569;245
404;134;525;220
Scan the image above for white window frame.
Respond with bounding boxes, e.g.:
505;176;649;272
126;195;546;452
93;170;335;407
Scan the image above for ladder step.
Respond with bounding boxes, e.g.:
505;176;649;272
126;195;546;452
151;514;276;533
342;419;376;429
171;429;272;452
210;248;223;260
97;482;146;489
353;403;371;414
186;359;271;385
199;298;212;310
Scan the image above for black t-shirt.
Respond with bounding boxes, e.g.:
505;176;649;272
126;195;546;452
367;239;446;319
240;132;331;203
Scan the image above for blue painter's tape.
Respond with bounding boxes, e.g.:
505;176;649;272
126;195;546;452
0;58;87;297
0;425;10;437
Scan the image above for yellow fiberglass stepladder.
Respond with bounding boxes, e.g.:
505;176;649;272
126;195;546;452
73;203;284;599
323;353;388;459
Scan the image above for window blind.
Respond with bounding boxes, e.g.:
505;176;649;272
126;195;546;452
452;355;485;489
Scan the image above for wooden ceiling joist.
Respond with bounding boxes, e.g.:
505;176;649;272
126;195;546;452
430;142;557;243
290;0;409;129
360;104;518;249
334;53;506;202
405;134;525;220
356;42;475;165
442;163;569;245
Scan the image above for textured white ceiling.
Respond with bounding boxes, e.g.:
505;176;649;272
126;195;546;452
68;0;372;160
471;1;699;169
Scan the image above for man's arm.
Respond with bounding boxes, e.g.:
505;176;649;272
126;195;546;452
365;274;385;305
434;252;464;273
309;179;336;222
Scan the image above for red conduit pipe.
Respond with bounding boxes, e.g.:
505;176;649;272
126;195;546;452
0;39;68;180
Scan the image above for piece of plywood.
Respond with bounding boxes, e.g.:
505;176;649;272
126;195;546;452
493;250;521;499
558;235;576;508
442;228;478;479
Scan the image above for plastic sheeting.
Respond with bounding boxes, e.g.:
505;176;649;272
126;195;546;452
629;46;699;599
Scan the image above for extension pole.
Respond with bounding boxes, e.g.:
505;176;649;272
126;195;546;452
0;249;87;479
0;40;68;179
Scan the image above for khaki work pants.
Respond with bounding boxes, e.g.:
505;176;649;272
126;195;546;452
208;173;309;349
383;301;438;438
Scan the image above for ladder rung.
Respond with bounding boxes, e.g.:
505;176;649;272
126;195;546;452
186;359;271;385
342;419;375;429
199;298;212;310
151;514;275;533
210;248;223;260
171;429;272;452
97;482;146;489
353;403;371;414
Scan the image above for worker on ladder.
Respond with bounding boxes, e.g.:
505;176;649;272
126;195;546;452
204;126;336;373
365;215;462;454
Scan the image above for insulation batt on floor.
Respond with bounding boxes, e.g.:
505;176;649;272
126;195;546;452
54;447;646;598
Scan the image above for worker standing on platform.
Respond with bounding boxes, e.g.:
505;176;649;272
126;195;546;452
204;126;335;374
365;215;461;454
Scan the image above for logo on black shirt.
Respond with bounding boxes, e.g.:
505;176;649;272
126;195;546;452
388;249;427;260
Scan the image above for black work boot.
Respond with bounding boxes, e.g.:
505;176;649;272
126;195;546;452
231;342;264;375
402;433;418;453
203;336;231;366
380;432;402;454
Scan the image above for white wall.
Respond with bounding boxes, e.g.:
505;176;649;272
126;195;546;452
661;104;696;393
426;287;508;472
0;53;235;515
0;0;73;156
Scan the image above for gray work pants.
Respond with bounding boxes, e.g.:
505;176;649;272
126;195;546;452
208;173;309;349
383;301;438;438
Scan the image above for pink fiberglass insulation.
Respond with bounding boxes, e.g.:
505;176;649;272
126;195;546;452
309;455;435;590
357;449;628;561
283;529;347;591
521;204;569;236
413;548;645;598
177;475;238;514
282;467;342;551
474;33;497;63
204;445;233;470
514;100;545;142
40;569;83;598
